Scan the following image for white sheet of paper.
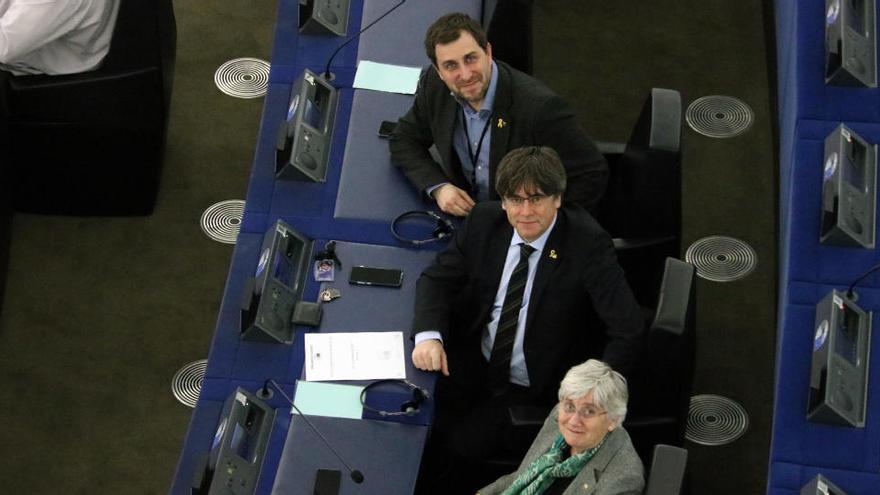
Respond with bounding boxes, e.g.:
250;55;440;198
352;60;421;95
304;331;406;381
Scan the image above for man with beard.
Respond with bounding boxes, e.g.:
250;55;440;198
389;12;607;217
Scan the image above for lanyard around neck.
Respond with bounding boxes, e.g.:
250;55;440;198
461;107;492;170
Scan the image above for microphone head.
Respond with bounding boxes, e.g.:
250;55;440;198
351;470;364;484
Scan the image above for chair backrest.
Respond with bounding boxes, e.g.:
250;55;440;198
597;88;682;308
598;88;682;240
625;258;696;454
644;444;688;495
483;0;534;74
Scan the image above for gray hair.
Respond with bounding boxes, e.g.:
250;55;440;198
558;359;629;424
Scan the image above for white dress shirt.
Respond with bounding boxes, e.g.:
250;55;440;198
0;0;119;75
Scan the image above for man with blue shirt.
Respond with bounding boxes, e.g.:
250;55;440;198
390;12;608;217
410;146;642;493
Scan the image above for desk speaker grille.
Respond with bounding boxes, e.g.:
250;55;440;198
686;95;754;138
200;200;245;244
172;359;207;408
686;394;749;446
214;58;270;98
685;235;757;282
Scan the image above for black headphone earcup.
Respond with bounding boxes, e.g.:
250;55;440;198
402;401;418;416
412;386;427;404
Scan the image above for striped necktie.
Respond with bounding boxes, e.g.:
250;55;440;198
487;243;536;395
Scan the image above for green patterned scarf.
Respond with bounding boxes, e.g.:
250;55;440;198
501;432;607;495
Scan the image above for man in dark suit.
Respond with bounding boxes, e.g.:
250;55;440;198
389;12;607;217
411;146;642;493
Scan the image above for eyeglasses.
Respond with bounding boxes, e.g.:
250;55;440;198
560;399;607;420
502;194;550;207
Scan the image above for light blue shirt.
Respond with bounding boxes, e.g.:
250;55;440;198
480;214;557;387
415;212;558;388
427;60;499;200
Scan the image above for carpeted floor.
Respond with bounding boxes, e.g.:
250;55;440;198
0;1;776;493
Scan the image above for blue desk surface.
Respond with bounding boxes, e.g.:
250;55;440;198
272;414;429;494
176;1;489;493
334;89;428;221
767;461;880;495
175;235;441;493
204;231;438;382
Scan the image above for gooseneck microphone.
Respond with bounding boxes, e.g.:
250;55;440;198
262;379;365;484
846;262;880;300
322;0;408;80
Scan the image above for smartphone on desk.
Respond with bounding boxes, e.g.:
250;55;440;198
377;120;396;138
349;266;403;287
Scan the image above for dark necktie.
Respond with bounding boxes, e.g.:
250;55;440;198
487;243;536;395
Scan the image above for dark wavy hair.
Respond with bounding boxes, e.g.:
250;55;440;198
495;146;567;199
424;12;489;66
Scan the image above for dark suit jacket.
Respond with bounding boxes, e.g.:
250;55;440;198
480;406;645;495
389;60;608;213
412;202;643;402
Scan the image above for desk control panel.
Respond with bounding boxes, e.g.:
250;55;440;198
299;0;351;36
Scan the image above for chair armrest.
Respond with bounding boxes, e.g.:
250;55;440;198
596;140;626;155
612;236;677;251
508;405;550;427
644;444;688;495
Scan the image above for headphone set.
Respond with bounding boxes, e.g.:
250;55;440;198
391;211;455;246
360;379;430;417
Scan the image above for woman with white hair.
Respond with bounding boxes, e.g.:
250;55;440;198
479;359;644;495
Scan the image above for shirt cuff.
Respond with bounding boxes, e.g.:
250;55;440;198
414;331;443;346
425;182;450;200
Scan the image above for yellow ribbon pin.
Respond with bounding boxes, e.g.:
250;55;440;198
549;249;557;259
497;118;506;128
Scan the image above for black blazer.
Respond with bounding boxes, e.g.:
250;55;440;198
412;202;643;401
389;60;608;213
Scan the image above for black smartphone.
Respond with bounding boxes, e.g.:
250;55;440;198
349;266;403;287
313;469;341;495
377;120;396;138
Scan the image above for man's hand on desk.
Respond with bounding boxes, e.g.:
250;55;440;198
433;183;474;217
412;339;450;376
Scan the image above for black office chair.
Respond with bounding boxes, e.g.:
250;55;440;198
483;0;534;74
624;257;696;463
3;0;177;215
597;87;682;308
644;444;688;495
0;116;10;315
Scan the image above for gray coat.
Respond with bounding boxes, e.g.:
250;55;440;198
479;405;645;495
